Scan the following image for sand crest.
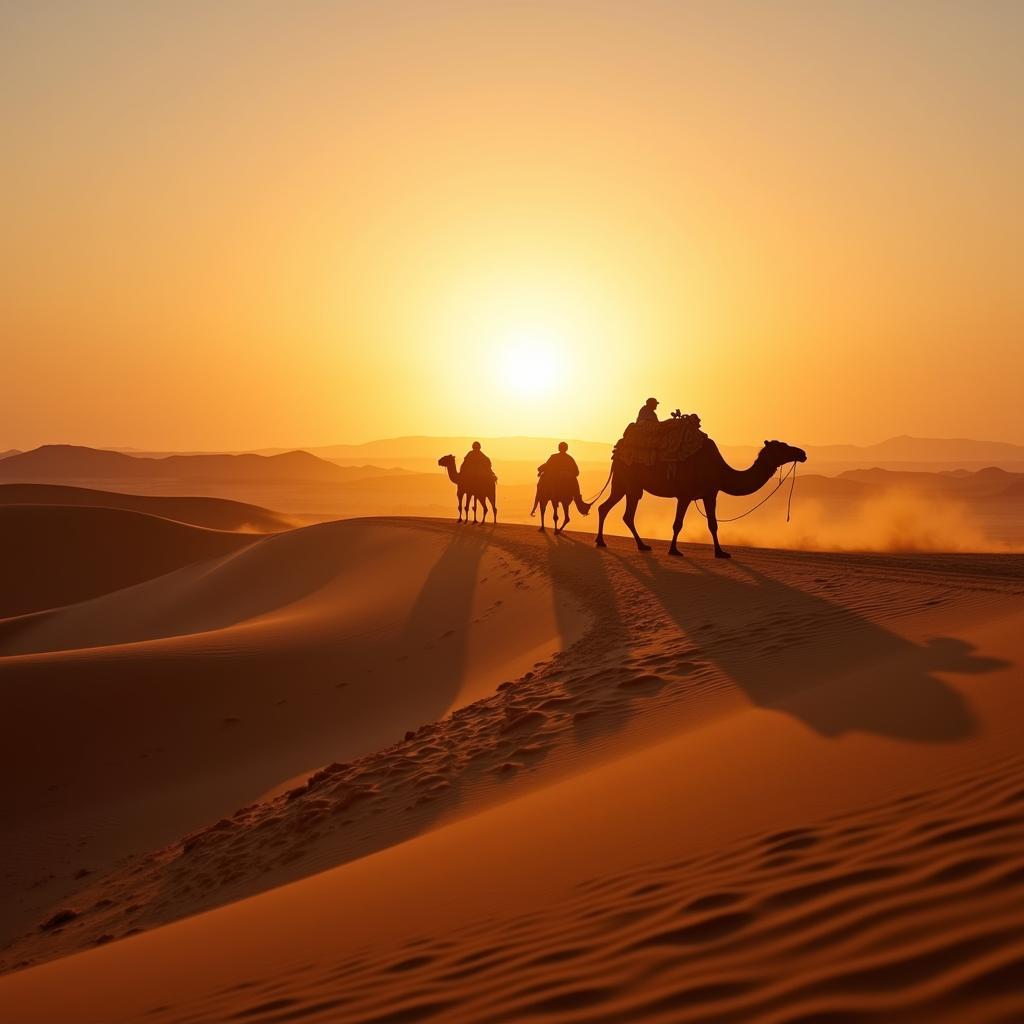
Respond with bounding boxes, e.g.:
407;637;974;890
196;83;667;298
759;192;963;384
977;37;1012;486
0;515;1021;1023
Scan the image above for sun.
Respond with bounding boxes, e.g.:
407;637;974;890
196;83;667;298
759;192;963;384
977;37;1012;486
495;328;567;399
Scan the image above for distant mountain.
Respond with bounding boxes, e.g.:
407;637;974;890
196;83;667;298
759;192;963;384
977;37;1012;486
0;445;408;484
309;435;615;466
308;434;1024;473
747;467;1024;504
0;450;19;460
810;435;1024;464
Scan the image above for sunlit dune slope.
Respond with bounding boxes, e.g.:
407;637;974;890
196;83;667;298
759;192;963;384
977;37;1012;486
0;482;290;533
0;504;256;618
0;522;1021;1022
0;518;584;957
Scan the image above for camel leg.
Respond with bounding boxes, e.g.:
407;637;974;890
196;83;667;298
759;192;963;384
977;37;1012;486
457;490;464;523
491;494;497;524
539;500;547;531
558;500;570;534
595;482;626;547
669;497;691;556
480;496;488;523
622;490;651;551
704;493;730;558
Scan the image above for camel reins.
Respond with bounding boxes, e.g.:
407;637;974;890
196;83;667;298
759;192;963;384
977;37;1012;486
582;459;799;522
693;460;799;524
582;466;614;506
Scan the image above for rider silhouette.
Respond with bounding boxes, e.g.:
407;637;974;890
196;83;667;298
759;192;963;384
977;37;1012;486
537;441;579;482
636;397;660;424
460;441;494;488
538;442;585;509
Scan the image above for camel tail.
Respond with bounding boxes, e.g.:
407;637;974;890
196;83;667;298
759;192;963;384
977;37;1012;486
530;492;539;517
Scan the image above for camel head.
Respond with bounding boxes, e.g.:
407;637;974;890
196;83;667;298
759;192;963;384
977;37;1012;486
761;439;807;469
438;454;456;469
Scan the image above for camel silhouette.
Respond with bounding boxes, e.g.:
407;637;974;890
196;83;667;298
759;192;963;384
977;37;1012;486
531;475;590;533
596;438;807;557
438;454;498;524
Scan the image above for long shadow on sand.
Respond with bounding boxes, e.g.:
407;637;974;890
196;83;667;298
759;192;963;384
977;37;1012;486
15;523;1014;973
609;548;1009;742
391;524;492;728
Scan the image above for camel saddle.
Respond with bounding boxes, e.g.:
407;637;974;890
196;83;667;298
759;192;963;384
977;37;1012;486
613;415;707;467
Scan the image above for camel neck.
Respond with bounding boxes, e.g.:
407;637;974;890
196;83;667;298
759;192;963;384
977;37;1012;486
719;453;777;497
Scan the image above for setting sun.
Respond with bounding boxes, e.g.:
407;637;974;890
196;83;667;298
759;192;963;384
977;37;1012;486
496;329;567;399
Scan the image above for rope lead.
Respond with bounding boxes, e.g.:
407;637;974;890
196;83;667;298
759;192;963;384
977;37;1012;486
694;461;799;523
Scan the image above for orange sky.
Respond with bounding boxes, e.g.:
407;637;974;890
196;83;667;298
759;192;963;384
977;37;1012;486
3;2;1022;451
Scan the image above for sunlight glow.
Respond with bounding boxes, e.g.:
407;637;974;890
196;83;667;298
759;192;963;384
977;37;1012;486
495;328;568;399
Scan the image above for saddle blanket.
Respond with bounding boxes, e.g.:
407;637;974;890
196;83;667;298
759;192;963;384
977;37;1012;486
613;415;707;467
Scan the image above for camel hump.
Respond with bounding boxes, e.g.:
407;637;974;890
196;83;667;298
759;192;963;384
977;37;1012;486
615;416;707;467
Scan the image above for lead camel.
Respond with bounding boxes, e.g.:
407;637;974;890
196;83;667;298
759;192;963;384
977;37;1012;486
595;439;807;558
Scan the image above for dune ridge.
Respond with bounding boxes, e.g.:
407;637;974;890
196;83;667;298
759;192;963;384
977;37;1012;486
0;504;257;619
79;749;1024;1024
0;518;585;958
3;519;1019;987
0;482;291;532
0;514;1021;1024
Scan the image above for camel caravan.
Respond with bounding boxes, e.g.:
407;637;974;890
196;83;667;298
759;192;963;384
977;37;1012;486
438;398;807;557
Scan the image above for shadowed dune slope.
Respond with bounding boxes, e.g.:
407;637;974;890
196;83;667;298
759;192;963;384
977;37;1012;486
0;591;1021;1023
0;483;291;533
0;519;585;954
0;519;1022;1023
0;505;257;618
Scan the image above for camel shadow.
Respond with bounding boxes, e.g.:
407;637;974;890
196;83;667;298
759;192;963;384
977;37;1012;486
538;529;638;746
609;548;1009;742
392;523;492;726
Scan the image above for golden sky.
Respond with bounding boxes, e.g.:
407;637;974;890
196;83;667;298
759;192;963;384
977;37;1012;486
3;1;1022;451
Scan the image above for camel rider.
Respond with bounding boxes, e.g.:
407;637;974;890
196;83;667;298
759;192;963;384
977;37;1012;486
538;442;580;485
460;441;495;488
637;397;660;424
538;442;587;511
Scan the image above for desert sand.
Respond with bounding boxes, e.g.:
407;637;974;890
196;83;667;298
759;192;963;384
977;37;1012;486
1;495;1022;1023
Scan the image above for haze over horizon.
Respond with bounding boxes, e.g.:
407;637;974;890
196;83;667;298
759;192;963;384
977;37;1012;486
4;1;1023;452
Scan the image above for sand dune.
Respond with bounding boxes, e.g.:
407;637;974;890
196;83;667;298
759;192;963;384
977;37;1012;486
0;504;256;618
0;516;1021;1022
0;518;584;964
0;483;291;532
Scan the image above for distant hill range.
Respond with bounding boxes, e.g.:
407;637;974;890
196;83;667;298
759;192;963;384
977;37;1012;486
3;436;1024;487
288;436;615;466
300;434;1024;475
795;466;1024;501
0;445;407;484
795;435;1024;470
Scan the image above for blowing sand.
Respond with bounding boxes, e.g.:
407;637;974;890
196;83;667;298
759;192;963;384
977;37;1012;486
0;505;1022;1023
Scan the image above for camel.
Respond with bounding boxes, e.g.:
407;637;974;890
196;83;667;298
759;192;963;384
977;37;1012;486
595;438;807;558
531;475;590;534
438;454;498;523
